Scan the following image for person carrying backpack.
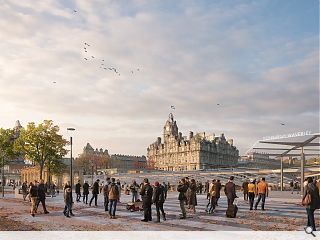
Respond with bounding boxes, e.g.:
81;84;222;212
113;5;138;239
303;177;320;231
152;182;166;222
108;178;120;219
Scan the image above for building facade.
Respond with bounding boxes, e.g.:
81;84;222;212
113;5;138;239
147;114;239;171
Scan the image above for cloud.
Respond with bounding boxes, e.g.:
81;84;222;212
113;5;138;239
0;0;318;156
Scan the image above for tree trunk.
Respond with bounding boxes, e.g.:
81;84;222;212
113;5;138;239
39;162;44;180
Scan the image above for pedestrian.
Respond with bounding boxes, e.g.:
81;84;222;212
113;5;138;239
116;179;121;203
82;181;89;204
162;182;168;200
129;180;139;202
63;182;74;216
108;178;120;219
205;180;209;196
36;179;49;214
75;180;81;202
303;177;320;231
224;176;237;206
242;180;249;201
104;177;111;211
64;186;72;218
140;178;153;222
152;182;166;222
199;182;203;194
254;177;268;210
290;180;294;194
29;181;38;217
215;179;222;206
89;179;100;207
248;179;256;210
22;181;28;201
189;179;197;213
208;179;217;214
177;178;188;219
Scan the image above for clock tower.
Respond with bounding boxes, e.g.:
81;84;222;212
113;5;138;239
163;113;178;143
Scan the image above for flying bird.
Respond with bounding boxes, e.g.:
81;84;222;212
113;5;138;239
137;68;140;71
91;56;94;58
73;10;77;13
171;106;175;110
217;103;221;106
53;81;56;84
102;59;104;61
84;58;88;60
280;123;285;126
84;42;90;46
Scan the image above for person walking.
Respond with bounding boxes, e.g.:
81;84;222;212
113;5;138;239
108;178;120;219
89;179;100;207
162;182;168;200
29;181;38;217
63;182;74;216
215;179;222;206
303;177;320;231
140;178;153;222
75;180;81;202
103;177;111;212
64;186;73;218
116;179;121;203
208;179;217;214
224;176;237;206
22;181;28;201
177;178;188;219
205;180;209;197
130;180;139;202
82;181;89;204
189;179;197;213
290;180;294;194
242;180;249;201
254;177;268;211
36;179;49;214
152;182;166;222
248;179;256;210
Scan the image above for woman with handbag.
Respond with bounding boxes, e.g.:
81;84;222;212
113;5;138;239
303;177;320;231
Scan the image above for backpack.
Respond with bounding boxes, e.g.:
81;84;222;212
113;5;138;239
108;184;119;200
30;186;38;197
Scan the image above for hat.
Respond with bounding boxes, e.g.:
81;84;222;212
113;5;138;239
250;179;254;183
155;181;160;186
97;179;100;182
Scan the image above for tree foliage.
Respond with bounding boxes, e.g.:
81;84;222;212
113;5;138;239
0;128;17;167
14;120;68;179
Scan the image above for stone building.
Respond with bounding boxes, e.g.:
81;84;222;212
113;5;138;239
110;154;147;172
147;114;239;171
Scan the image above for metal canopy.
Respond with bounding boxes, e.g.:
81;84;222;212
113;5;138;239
257;134;320;195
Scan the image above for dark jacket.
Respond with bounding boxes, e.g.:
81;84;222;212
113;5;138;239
242;182;248;193
188;182;197;206
177;183;188;201
37;183;46;199
304;182;320;210
83;183;89;195
152;185;165;204
92;181;100;194
75;183;81;194
216;182;222;198
140;183;153;203
130;183;139;193
224;181;237;200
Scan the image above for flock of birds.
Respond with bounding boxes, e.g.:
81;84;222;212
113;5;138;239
52;9;287;127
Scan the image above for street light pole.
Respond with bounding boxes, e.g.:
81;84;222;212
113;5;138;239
67;128;75;189
1;151;4;198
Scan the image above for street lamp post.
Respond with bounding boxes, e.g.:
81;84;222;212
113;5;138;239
1;151;4;198
67;128;75;189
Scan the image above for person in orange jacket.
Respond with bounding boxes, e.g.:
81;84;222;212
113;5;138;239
254;177;268;211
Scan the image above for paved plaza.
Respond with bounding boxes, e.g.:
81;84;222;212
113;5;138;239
0;190;318;231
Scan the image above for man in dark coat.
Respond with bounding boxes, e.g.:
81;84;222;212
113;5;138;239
177;178;188;219
140;178;153;222
82;181;89;204
224;176;237;206
36;179;49;214
304;177;320;231
22;181;28;201
103;177;111;211
75;180;81;202
89;179;100;207
215;179;222;206
152;181;166;222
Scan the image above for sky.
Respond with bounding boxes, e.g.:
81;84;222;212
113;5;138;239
0;0;319;157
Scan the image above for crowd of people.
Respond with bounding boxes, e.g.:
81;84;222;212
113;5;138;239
21;175;320;231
